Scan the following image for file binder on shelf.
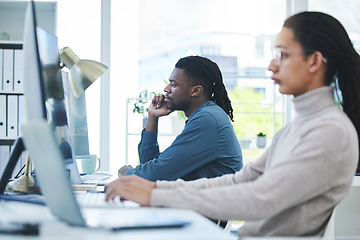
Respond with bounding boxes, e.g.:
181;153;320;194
18;95;26;137
14;49;24;93
7;95;18;138
0;95;6;137
3;49;14;93
0;49;3;92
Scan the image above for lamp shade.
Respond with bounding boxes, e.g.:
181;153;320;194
59;47;108;98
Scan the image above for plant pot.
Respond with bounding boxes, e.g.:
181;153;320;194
238;139;251;149
256;136;266;148
142;117;148;129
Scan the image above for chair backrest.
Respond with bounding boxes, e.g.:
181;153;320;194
223;220;232;234
322;210;335;240
220;212;335;238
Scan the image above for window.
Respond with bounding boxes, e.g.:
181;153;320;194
132;0;287;164
60;0;360;170
309;0;360;54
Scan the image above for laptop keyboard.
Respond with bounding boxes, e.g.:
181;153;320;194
80;172;113;181
76;192;125;208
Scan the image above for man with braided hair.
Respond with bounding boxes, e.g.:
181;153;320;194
118;55;243;181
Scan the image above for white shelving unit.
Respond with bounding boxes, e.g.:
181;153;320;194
0;0;57;177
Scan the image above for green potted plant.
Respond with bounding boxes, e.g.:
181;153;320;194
256;132;267;148
133;90;158;127
133;90;156;117
133;88;186;131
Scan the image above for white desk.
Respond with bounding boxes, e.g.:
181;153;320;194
1;177;358;240
0;200;231;240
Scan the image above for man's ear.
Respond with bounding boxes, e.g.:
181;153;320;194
309;51;326;73
191;85;203;97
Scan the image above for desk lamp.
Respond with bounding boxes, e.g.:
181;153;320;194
7;155;34;192
59;47;108;98
9;47;108;193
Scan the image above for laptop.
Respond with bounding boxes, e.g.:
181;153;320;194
20;120;189;230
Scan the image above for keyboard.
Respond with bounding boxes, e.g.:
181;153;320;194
76;192;124;208
80;172;113;181
76;192;140;208
80;173;116;185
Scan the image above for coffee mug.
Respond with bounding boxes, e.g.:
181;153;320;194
80;154;100;174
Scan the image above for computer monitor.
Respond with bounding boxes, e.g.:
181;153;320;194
37;6;83;184
21;0;46;122
62;71;91;160
21;0;81;184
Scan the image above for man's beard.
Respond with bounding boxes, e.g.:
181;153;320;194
165;101;183;112
165;101;177;111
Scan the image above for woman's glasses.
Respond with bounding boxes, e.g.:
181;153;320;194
271;47;327;65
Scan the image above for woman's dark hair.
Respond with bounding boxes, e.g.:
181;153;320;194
284;11;360;173
175;56;234;121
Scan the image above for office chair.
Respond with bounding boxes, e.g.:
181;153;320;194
322;210;335;240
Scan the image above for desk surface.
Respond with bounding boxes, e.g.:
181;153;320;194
0;200;231;240
1;176;358;240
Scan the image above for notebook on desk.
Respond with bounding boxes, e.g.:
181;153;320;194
20;120;189;230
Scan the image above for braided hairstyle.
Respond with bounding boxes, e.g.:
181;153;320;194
284;11;360;173
175;56;234;121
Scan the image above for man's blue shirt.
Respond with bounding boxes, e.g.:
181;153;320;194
126;101;243;181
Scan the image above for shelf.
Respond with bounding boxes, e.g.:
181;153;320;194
0;138;16;146
0;42;23;48
0;92;24;96
0;1;56;147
